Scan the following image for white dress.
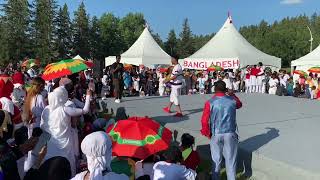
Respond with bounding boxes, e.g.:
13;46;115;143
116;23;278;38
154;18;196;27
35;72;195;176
24;94;46;172
41;87;90;176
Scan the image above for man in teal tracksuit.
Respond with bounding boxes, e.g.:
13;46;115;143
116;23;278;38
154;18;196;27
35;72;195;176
200;80;242;180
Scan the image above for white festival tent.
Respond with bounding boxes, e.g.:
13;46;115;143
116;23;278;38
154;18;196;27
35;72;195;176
291;45;320;72
183;16;281;70
105;27;171;68
73;55;84;60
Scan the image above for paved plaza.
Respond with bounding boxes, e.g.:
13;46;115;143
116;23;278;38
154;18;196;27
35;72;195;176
108;93;320;180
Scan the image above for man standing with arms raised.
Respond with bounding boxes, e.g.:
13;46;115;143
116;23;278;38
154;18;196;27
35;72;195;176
200;80;242;180
163;55;183;117
111;55;124;103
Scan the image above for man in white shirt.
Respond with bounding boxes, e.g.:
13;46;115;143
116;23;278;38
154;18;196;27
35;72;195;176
153;146;196;180
163;56;183;117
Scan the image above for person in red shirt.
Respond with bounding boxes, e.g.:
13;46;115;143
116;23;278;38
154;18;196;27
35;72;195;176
250;65;259;93
12;68;25;86
180;133;200;171
245;66;251;93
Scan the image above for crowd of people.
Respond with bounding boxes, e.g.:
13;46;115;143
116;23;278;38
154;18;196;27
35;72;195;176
0;58;204;180
100;60;320;101
0;55;319;180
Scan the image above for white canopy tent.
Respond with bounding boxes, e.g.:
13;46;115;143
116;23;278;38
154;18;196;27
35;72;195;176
105;27;171;68
73;55;84;60
291;45;320;72
183;16;281;70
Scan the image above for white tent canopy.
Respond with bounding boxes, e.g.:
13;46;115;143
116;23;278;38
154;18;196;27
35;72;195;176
105;27;171;67
73;55;84;60
291;45;320;72
183;16;281;70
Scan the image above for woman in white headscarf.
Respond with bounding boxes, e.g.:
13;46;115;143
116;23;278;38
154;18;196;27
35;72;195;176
40;86;91;176
71;131;129;180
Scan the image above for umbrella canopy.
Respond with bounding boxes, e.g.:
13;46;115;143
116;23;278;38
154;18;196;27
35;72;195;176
42;59;91;81
157;65;171;73
207;65;224;72
293;70;308;77
22;59;40;68
308;67;320;73
106;116;172;159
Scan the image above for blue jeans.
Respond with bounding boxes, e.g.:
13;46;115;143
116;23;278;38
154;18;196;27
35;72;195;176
210;133;238;180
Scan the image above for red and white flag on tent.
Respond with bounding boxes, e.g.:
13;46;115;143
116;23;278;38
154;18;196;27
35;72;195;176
228;11;233;24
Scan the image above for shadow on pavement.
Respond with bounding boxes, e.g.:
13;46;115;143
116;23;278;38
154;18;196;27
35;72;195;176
238;127;280;178
195;128;280;179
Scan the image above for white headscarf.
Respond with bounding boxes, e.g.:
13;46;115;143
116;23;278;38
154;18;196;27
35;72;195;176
48;86;68;110
81;131;112;180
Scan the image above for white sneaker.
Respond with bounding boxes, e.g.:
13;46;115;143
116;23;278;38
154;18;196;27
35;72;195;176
115;99;121;103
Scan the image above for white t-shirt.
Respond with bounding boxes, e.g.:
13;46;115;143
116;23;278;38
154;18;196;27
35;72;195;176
283;74;290;83
197;78;206;89
223;78;233;90
171;64;183;84
153;161;196;180
269;78;279;88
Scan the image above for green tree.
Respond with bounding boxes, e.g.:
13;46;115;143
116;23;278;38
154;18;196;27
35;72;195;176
3;0;30;62
99;13;123;57
89;16;102;60
55;3;72;59
164;29;178;56
119;13;145;49
193;34;214;53
0;16;9;64
178;18;195;58
32;0;58;63
73;2;90;59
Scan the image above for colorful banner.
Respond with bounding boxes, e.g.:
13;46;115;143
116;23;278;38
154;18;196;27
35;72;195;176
183;58;240;69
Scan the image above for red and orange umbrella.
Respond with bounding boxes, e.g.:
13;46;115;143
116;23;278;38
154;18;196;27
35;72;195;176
42;59;92;81
106;116;172;160
207;65;224;72
308;67;320;73
293;70;308;77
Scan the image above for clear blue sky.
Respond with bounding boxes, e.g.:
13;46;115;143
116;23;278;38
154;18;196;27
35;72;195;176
4;0;320;39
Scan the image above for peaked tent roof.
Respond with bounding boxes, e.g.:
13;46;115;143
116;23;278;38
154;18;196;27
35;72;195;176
73;55;84;60
185;16;281;68
291;45;320;66
105;27;171;67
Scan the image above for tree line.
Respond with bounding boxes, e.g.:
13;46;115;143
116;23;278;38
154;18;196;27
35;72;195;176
0;0;319;68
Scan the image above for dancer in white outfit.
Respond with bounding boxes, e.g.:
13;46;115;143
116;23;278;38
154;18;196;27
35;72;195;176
163;56;184;117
